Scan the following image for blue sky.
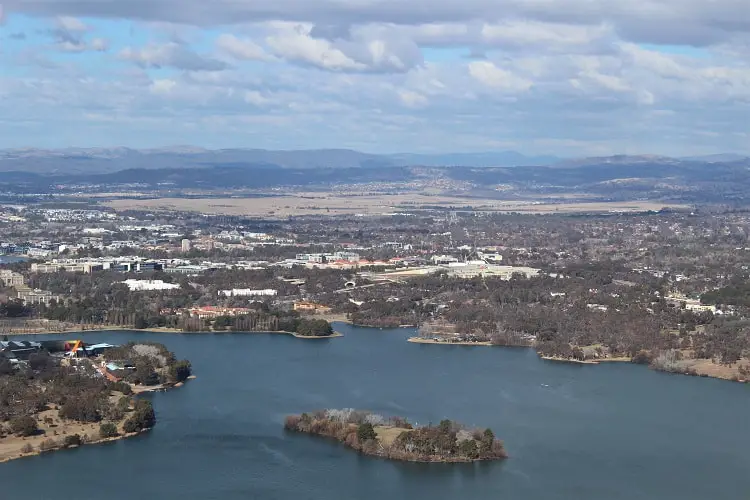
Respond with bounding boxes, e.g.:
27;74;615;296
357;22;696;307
1;1;748;157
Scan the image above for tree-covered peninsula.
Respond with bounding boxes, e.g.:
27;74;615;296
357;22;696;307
0;340;191;463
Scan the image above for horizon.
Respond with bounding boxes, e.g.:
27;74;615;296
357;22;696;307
0;145;747;161
1;1;748;157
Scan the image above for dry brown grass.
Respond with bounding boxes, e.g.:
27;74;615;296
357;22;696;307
676;358;748;381
103;194;686;217
374;426;409;447
0;403;129;463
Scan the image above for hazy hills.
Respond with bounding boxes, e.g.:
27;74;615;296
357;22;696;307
1;147;746;176
0;147;561;174
1;147;749;205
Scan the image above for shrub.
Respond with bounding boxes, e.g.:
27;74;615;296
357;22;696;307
132;360;160;386
479;428;495;457
104;405;125;422
458;439;479;459
110;381;133;395
117;396;132;412
10;416;38;437
364;413;386;426
631;350;652;365
99;422;118;438
59;397;101;423
39;438;58;452
325;408;354;423
168;360;192;383
650;349;682;373
123;400;156;433
20;443;34;454
295;319;333;337
390;417;413;429
357;422;377;443
284;415;301;431
63;434;82;448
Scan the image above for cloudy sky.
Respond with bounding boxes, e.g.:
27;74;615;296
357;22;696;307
1;0;748;156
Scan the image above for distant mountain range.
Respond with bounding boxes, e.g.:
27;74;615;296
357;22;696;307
0;147;565;174
2;147;750;206
1;147;747;176
1;148;750;204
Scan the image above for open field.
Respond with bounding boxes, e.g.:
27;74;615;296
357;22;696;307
374;425;407;447
103;194;687;217
0;393;133;463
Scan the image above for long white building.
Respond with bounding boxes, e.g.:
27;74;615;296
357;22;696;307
218;289;277;297
122;279;181;291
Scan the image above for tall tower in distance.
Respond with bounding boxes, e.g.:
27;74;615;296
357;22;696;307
181;238;191;253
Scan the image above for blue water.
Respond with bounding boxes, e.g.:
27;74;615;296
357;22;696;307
1;324;748;499
0;256;27;264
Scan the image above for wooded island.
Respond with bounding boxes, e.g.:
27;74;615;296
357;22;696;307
284;409;506;463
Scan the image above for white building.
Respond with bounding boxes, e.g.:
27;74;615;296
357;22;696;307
333;251;360;262
478;252;504;263
296;253;326;263
445;263;540;280
218;289;277;297
431;255;459;265
0;270;24;287
122;279;181;292
181;239;192;252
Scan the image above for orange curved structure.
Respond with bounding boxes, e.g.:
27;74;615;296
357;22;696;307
64;340;84;356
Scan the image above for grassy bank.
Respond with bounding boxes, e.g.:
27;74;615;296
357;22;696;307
407;337;493;347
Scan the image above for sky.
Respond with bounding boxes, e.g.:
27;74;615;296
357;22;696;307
0;0;748;157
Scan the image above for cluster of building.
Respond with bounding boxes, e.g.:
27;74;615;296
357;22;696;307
0;339;117;363
0;270;59;305
366;261;541;281
27;256;270;277
184;306;253;319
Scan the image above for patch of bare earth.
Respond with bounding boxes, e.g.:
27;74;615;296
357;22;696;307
374;426;409;447
677;358;749;381
0;399;130;463
103;195;687;217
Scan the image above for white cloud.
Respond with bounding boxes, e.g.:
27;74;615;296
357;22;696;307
584;71;630;92
468;61;533;92
57;37;109;52
216;34;269;61
481;20;611;50
266;23;366;71
56;16;87;33
243;90;269;106
150;79;177;94
0;0;749;155
398;89;428;108
119;42;229;71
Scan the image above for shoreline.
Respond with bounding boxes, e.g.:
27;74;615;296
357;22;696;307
406;337;748;383
285;413;507;463
5;327;343;339
0;427;151;465
539;355;632;365
0;378;193;464
407;337;493;347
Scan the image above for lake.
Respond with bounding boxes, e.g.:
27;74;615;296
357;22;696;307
0;256;27;264
1;323;748;499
